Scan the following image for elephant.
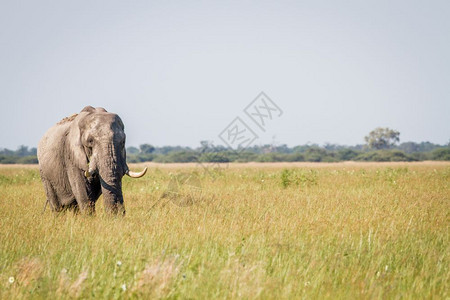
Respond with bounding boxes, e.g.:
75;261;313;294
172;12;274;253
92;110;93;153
37;106;147;215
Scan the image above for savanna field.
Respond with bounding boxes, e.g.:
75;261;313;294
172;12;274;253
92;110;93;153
0;162;448;299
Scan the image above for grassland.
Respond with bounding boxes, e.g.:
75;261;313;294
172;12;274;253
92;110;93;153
0;162;448;299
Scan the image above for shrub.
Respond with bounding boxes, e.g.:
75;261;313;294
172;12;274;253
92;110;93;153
199;153;230;163
153;151;198;163
280;169;318;188
354;150;415;162
285;153;305;162
431;148;450;161
337;149;360;161
0;155;38;164
17;156;38;164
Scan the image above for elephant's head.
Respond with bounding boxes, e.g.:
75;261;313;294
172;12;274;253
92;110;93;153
68;106;146;215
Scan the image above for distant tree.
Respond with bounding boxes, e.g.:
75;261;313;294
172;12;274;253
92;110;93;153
431;148;450;161
199;140;210;149
262;144;275;154
154;151;198;163
154;146;191;155
417;141;442;152
354;150;415;162
292;145;315;153
337;149;359;161
127;146;139;154
18;156;38;164
275;144;291;153
16;145;29;157
323;143;339;151
286;153;305;162
304;147;333;162
0;148;14;156
199;152;230;163
198;140;216;153
364;127;400;150
139;144;155;154
397;142;420;153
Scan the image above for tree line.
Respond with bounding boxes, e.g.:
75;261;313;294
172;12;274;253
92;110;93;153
1;128;449;164
0;145;38;164
125;142;449;163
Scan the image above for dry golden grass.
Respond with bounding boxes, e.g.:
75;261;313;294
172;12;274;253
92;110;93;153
132;257;179;297
14;257;44;287
0;162;448;299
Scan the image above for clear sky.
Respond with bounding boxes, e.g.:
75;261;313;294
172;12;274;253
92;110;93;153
1;0;449;149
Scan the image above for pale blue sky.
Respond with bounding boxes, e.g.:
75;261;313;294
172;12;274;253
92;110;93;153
1;0;449;149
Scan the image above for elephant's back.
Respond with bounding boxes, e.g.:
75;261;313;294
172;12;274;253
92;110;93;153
37;122;71;166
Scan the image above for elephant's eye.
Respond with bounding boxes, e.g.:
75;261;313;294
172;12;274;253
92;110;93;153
87;138;94;146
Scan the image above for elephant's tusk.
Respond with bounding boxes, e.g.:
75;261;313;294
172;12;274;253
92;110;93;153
85;161;92;178
84;165;95;178
126;167;147;178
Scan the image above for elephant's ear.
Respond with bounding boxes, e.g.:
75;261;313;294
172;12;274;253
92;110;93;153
66;111;92;171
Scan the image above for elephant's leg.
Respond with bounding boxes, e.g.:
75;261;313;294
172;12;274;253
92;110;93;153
67;167;95;215
65;201;80;214
42;179;62;212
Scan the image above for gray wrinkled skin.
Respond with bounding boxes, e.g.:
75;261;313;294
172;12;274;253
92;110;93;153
38;106;130;215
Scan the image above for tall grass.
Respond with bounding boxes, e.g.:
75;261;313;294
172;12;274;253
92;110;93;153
0;163;448;299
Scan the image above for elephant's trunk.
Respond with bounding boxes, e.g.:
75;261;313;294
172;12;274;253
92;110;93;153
100;175;125;215
98;143;127;215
